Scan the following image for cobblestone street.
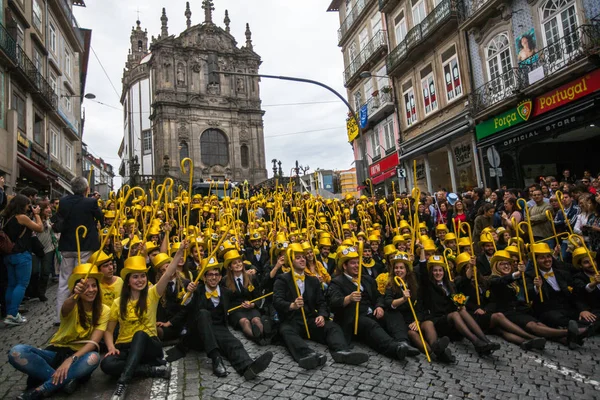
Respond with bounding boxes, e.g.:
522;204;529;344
1;284;599;400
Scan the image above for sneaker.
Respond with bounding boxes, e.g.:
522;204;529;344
111;383;127;400
4;313;27;326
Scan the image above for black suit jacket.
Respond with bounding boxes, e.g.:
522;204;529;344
273;272;329;322
526;267;583;315
572;270;600;311
157;279;191;330
189;284;233;326
244;247;270;276
57;194;103;252
476;254;492;276
327;274;383;328
317;254;337;276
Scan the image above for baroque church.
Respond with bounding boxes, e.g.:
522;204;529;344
119;0;268;185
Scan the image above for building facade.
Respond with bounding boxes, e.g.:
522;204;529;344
328;0;402;196
0;0;89;198
83;143;114;198
462;0;600;187
119;1;268;186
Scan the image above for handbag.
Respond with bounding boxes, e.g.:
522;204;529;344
31;235;45;258
0;217;26;255
51;198;82;233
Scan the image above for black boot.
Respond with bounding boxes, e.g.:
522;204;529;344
243;351;273;380
521;337;546;351
431;336;450;357
437;347;457;364
330;350;369;365
212;356;228;377
151;364;172;379
298;353;321;370
111;383;127;400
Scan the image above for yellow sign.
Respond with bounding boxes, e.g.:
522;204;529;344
347;117;359;142
17;132;30;148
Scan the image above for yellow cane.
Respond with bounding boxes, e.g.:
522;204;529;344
227;292;274;314
545;210;563;261
459;221;475;256
568;235;599;274
71;225;88;300
354;241;364;335
287;248;311;339
517;198;543;302
513;233;530;304
87;165;93;184
442;248;454;282
180;158;194;231
394;276;430;362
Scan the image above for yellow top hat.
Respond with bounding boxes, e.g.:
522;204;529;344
337;246;359;267
104;210;116;219
436;224;449;232
368;234;380;243
151;253;172;269
389;252;410;264
444;233;457;242
88;250;113;267
199;256;222;278
479;233;495;246
572;247;597;267
491;250;513;267
145;241;160;254
120;256;150;280
342;224;351;231
169;241;181;256
427;255;446;270
344;194;354;201
458;237;472;248
505;245;520;257
399;220;411;231
288;242;305;258
218;240;237;258
383;244;398;258
341;238;355;247
125;218;136;226
320;232;332;239
418;222;427;230
482;227;494;234
528;242;552;257
318;237;332;248
249;231;262;241
68;264;103;291
223;250;243;268
300;241;312;252
496;227;506;235
422;239;437;252
392;235;406;246
402;233;412;241
128;235;142;248
455;252;472;274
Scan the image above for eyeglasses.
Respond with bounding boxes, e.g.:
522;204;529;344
498;261;512;266
205;273;220;277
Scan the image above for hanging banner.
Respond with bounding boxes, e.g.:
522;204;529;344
347;116;359;142
359;104;369;129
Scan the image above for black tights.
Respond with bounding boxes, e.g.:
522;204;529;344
100;331;163;384
447;310;487;344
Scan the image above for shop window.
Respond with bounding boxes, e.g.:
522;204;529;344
142;130;152;154
33;112;43;145
485;33;513;98
420;65;438;115
240;144;249;168
402;80;417;127
179;141;189;161
540;0;578;66
394;11;407;45
442;45;463;102
12;92;26;132
201;129;229;166
50;130;59;158
412;0;426;26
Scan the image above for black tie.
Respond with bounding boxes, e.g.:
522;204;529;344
168;281;174;294
237;278;243;292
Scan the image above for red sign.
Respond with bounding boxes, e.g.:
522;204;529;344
533;69;600;117
372;169;396;185
369;152;399;178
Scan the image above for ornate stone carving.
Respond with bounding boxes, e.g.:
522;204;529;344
207;120;221;126
191;63;201;73
236;77;245;92
207;83;220;95
176;63;185;85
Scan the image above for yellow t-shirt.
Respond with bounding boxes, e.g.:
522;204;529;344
49;304;110;351
100;277;124;307
110;285;160;344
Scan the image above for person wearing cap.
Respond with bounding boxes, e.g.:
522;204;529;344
9;265;109;399
327;247;420;361
101;242;188;400
476;233;495;276
223;249;268;344
416;246;501;356
171;256;274;380
384;252;455;363
455;251;547;350
274;243;368;369
244;230;270;278
526;243;591;345
571;248;600;326
489;248;584;347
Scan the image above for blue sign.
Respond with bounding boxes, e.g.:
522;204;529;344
359;105;368;129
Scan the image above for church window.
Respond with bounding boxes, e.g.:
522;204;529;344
201;129;229;166
142;130;152;154
179;141;189;161
240;144;249;168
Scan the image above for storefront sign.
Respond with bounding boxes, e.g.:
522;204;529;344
533;69;600;117
453;142;472;167
415;162;425;181
369;152;399;177
17;132;30;148
475;100;532;141
501;115;577;147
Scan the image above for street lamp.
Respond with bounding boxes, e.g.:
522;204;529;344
359;72;388;79
218;70;369;191
61;93;96;99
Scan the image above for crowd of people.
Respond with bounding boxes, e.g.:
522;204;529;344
0;169;598;400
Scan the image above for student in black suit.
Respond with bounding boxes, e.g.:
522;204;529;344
475;234;495;276
571;247;600;325
171;257;273;379
273;243;368;369
316;236;336;276
326;247;419;361
361;246;385;279
244;231;270;278
526;243;590;347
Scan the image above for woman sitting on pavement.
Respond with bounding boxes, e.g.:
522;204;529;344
100;241;188;400
8;264;109;400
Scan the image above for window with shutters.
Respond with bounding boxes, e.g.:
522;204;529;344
394;10;407;45
402;80;417;127
420;65;438;115
441;45;463;102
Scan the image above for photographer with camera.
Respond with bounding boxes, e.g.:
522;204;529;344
1;194;43;325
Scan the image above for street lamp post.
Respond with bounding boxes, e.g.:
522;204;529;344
219;71;368;193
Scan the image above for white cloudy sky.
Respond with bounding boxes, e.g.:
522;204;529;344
74;0;354;185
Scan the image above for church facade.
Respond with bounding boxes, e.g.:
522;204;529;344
119;1;268;185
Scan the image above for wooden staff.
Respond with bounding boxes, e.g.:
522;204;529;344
517;198;543;302
287;248;311;339
227;292;274;314
354;241;364;335
394;276;430;362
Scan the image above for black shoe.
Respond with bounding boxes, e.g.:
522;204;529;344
111;383;127;400
63;379;79;394
38;295;48;302
212;357;229;377
437;347;457;364
261;316;273;336
431;336;450;357
330;350;369;365
298;353;321;370
567;320;580;349
151;364;172;379
394;343;407;361
16;388;46;400
400;341;421;357
317;353;327;367
474;340;492;356
243;351;273;380
53;322;61;327
251;324;262;339
521;337;546;351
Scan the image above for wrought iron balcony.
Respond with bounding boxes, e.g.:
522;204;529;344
387;0;457;75
379;0;400;13
0;23;17;65
58;0;85;49
14;44;58;111
457;0;504;30
338;0;375;44
366;89;394;116
343;30;387;87
470;23;600;115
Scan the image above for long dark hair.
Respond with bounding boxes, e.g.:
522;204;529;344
120;273;149;319
389;260;418;295
477;203;495;216
428;265;456;295
75;278;103;330
37;200;50;221
1;194;30;219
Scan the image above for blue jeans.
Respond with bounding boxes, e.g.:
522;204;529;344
8;344;100;393
3;252;32;316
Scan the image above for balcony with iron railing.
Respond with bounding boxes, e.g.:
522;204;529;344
470;22;600;116
338;0;376;45
366;89;395;123
343;30;387;87
379;0;400;14
52;0;85;50
457;0;505;31
387;0;458;76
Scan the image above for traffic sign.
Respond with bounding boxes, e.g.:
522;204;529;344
486;146;501;168
397;168;406;178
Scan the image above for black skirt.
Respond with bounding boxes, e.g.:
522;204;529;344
229;308;261;328
501;307;538;329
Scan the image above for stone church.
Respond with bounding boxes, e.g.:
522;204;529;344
119;0;268;185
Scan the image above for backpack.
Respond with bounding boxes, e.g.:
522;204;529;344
0;216;26;255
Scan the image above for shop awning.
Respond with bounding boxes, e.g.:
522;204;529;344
17;153;57;184
399;115;471;160
371;168;396;185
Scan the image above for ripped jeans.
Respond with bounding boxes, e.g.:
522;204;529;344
8;344;100;393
